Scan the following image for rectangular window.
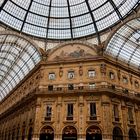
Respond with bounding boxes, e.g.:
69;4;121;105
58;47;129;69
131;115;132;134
68;71;74;79
109;72;115;80
45;105;52;121
123;77;128;84
113;104;119;121
128;108;133;124
68;84;74;90
89;83;95;89
88;70;95;78
49;73;55;80
90;103;97;120
67;104;73;120
48;85;53;91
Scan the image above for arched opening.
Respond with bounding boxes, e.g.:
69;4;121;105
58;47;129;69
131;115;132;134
40;126;54;140
16;125;20;140
28;127;33;140
12;129;15;140
62;126;77;140
129;129;137;140
86;125;102;140
113;127;123;140
22;128;25;140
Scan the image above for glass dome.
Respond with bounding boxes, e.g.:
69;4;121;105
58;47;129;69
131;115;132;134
0;34;41;101
105;18;140;69
0;0;139;40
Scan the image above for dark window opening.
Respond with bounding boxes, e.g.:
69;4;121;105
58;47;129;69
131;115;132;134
113;105;119;122
48;85;53;91
128;108;134;124
68;84;74;90
45;105;52;121
90;103;97;120
67;104;73;120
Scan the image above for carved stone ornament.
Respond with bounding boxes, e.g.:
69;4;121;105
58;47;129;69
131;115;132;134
79;66;83;76
100;64;106;75
59;67;63;77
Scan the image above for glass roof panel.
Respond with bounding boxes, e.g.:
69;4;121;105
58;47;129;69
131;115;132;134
0;0;139;40
105;18;140;69
0;34;41;102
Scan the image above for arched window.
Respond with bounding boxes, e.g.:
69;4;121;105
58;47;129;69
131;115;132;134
62;126;77;140
40;126;54;140
129;129;137;140
12;128;15;140
86;125;102;140
28;127;33;140
113;127;123;140
16;125;20;140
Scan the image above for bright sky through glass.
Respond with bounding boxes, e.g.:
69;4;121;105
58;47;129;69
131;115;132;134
105;18;140;69
0;0;139;40
0;34;41;101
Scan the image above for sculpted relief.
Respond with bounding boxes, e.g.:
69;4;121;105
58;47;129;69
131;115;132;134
47;43;97;61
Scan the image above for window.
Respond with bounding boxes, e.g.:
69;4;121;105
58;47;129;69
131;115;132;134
135;81;139;88
128;108;134;124
90;103;97;120
113;104;119;121
123;76;128;84
89;83;95;89
49;73;55;80
67;104;73;120
109;72;115;80
88;70;96;78
45;105;52;121
68;84;74;90
57;87;62;91
68;71;74;79
48;85;53;91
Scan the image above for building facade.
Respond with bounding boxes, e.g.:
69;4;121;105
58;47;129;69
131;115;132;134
0;1;140;140
0;43;140;140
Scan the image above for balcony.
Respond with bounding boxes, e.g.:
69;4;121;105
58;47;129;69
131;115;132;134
128;118;134;125
86;115;100;124
63;116;77;124
42;116;54;124
66;116;73;120
38;82;140;101
44;116;51;121
112;116;121;125
90;115;97;120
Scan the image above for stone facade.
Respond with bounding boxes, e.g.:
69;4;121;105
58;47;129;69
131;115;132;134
0;43;140;140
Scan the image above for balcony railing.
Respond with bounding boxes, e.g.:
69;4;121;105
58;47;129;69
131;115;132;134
112;116;121;124
44;116;51;121
66;116;73;120
42;116;54;123
128;119;134;124
38;82;140;100
86;115;100;123
90;115;97;120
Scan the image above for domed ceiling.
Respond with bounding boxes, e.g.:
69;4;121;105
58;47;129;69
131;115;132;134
105;18;140;69
0;0;139;40
0;33;41;101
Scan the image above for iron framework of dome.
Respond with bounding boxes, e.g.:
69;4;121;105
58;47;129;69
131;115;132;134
105;18;140;69
0;33;41;101
0;0;139;40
